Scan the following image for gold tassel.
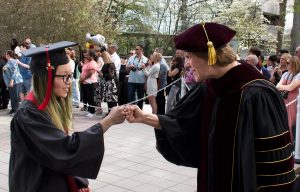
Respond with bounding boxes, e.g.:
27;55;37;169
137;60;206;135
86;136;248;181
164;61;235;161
201;23;217;66
207;41;216;66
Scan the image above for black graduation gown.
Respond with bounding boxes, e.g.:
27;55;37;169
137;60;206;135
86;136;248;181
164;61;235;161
156;64;296;192
9;100;105;192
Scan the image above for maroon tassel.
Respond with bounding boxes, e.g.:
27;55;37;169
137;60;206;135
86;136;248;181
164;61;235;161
38;47;53;110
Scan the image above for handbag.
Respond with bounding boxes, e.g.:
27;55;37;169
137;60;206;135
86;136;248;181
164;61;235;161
280;72;294;99
281;90;289;99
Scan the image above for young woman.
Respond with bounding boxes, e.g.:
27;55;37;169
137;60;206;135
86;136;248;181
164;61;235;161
9;42;125;192
270;53;290;85
80;49;99;117
166;56;183;112
100;51;118;115
276;56;300;141
143;53;161;114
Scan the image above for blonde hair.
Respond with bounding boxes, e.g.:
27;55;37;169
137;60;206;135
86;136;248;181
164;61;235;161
194;45;236;67
32;73;73;133
289;56;300;76
101;51;113;63
152;52;162;63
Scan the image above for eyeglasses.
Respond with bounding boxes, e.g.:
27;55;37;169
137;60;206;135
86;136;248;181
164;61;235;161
129;52;134;55
55;73;73;84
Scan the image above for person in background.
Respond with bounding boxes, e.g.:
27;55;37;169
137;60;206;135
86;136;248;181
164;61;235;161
124;22;295;192
80;49;99;117
100;51;118;115
108;43;121;78
16;43;32;101
66;48;80;108
277;49;289;63
184;67;197;90
2;50;23;115
0;54;9;110
154;47;169;115
276;56;300;142
126;44;148;109
266;55;278;76
248;46;270;79
166;57;184;112
295;45;300;60
128;50;135;58
9;41;125;191
10;38;19;53
143;53;161;114
24;38;36;48
118;56;129;105
270;53;290;85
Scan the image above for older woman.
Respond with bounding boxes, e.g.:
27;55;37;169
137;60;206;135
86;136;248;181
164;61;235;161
276;56;300;141
124;23;295;191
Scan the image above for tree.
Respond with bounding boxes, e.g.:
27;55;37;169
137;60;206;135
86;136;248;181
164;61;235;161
276;0;288;51
290;0;300;53
213;0;277;53
0;0;119;51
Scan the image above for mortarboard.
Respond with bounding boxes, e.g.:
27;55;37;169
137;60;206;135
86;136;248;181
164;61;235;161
174;22;236;65
21;41;78;110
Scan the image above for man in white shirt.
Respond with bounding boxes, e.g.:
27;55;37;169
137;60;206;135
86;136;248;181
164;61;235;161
108;43;121;77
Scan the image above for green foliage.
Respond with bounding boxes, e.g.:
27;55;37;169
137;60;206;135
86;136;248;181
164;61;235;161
0;0;119;51
213;0;277;53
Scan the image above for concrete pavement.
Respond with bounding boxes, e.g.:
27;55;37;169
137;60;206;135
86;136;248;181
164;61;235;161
0;104;197;192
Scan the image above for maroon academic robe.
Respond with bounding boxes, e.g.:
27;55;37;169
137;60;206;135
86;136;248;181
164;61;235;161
156;64;296;192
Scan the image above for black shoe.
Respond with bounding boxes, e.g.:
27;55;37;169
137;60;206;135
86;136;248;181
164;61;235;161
1;106;7;110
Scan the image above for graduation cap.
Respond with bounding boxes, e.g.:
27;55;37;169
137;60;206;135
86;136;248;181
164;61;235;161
22;41;78;110
174;22;236;65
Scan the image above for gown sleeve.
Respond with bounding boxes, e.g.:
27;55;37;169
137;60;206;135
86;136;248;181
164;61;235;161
155;83;206;168
11;104;104;179
236;83;295;191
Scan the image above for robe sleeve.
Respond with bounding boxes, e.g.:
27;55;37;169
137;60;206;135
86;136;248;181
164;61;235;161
236;83;295;191
155;83;205;168
11;105;104;179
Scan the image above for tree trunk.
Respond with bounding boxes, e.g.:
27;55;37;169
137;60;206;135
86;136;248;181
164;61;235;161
179;0;188;32
276;0;287;51
290;0;300;53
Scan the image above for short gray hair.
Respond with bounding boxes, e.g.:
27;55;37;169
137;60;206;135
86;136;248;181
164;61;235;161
246;55;258;66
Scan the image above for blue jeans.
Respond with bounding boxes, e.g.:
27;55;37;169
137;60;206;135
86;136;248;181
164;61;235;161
72;79;80;106
21;78;32;94
127;82;145;109
9;83;21;112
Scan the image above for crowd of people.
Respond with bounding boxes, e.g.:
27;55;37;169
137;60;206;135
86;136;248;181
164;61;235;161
0;38;197;118
2;22;300;191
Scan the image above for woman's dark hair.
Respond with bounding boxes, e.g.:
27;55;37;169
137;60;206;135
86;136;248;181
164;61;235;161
268;55;277;62
249;46;262;57
87;49;98;61
100;46;106;53
30;49;69;78
10;38;18;51
173;56;184;69
6;50;17;59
